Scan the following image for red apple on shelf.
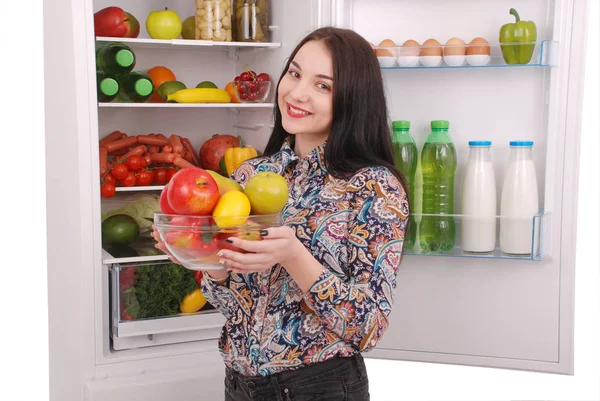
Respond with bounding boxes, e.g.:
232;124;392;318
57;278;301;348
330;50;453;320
167;167;219;215
94;7;140;38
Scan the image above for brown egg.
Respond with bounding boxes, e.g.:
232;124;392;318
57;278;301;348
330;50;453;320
444;37;466;56
376;39;397;57
421;39;442;57
400;39;420;57
466;37;490;56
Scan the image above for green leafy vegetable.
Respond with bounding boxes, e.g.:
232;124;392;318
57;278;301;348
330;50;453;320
102;193;160;231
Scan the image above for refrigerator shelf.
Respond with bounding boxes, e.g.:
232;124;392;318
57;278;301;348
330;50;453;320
403;210;550;261
115;185;164;192
378;40;558;69
98;102;275;109
95;36;282;50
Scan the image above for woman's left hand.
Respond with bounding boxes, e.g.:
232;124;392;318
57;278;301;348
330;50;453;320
217;226;303;274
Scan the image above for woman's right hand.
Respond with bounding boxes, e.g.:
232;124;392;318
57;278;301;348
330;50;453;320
151;225;182;265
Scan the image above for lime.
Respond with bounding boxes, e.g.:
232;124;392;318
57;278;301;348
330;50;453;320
157;81;187;102
196;81;218;89
102;214;140;246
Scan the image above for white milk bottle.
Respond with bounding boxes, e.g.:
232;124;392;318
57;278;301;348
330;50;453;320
461;141;497;252
500;141;539;254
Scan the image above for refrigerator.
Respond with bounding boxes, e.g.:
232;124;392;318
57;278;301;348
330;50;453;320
43;0;591;400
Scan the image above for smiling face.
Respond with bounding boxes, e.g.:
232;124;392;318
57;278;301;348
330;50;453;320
277;40;334;153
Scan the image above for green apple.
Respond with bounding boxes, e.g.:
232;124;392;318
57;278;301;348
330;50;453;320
181;16;195;40
146;8;182;40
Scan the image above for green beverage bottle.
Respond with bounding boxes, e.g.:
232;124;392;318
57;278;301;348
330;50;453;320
96;71;119;102
419;120;457;251
96;42;136;76
391;120;418;250
118;71;154;103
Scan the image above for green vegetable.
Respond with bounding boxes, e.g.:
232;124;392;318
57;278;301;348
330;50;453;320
101;193;160;232
499;8;537;64
122;263;199;319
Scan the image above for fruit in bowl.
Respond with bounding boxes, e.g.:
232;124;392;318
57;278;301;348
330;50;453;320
154;212;283;270
234;70;271;103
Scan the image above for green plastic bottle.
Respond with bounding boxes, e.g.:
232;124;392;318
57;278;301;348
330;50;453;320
96;42;136;76
118;71;154;103
96;71;119;102
391;120;418;250
419;120;457;251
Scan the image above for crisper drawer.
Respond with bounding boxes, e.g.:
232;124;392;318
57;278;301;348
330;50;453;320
109;261;225;350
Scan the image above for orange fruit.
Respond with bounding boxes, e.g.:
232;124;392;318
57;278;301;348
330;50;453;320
147;66;177;102
224;82;240;103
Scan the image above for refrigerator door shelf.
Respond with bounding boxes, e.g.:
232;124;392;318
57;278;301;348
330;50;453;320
95;36;282;51
110;262;224;351
405;210;548;261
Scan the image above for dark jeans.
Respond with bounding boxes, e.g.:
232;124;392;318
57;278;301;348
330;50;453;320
224;353;370;401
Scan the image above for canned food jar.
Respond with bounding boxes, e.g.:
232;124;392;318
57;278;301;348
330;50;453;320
195;0;233;42
234;0;270;42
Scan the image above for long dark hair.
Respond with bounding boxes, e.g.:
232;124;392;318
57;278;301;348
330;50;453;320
263;27;408;193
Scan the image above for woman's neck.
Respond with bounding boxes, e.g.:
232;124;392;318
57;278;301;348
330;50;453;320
293;134;328;158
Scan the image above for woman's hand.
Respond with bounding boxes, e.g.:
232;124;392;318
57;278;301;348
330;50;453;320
217;226;305;274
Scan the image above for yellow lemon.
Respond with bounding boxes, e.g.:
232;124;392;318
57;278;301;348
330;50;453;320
212;191;251;228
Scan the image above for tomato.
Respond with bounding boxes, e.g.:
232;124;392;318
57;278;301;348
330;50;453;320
256;73;270;82
119;171;136;187
101;182;116;198
154;168;168;185
136;170;154;186
112;164;129;180
166;168;178;182
126;155;144;171
103;173;117;185
194;271;203;286
240;71;252;82
140;156;148;169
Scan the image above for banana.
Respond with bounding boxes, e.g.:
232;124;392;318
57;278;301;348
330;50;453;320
167;88;231;103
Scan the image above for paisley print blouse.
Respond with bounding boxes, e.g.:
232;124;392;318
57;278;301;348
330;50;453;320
200;137;409;376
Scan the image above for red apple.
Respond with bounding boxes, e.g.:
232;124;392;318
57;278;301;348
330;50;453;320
160;184;177;214
167;167;219;215
166;230;202;249
94;7;140;38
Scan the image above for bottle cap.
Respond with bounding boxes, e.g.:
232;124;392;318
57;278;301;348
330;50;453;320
468;141;492;147
509;141;534;147
392;120;410;130
100;77;119;96
431;120;449;129
135;79;153;96
115;49;135;68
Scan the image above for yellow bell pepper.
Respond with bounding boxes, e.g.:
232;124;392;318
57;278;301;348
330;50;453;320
180;289;207;313
222;136;258;176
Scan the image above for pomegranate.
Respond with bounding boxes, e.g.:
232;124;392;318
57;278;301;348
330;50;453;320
199;134;239;171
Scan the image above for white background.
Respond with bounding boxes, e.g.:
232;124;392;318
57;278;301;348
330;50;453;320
0;1;597;400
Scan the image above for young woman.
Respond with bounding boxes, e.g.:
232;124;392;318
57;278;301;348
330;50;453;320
155;27;409;401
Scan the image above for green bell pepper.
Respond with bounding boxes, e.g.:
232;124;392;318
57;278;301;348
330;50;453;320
499;8;537;64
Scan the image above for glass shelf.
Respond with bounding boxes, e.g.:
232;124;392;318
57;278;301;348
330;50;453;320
403;210;549;261
377;40;558;70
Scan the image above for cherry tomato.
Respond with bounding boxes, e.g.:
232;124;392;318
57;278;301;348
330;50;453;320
166;168;178;182
126;155;144;171
154;168;168;185
248;91;258;101
111;164;129;180
101;182;116;198
139;156;148;169
136;170;154;186
119;171;136;187
256;73;270;82
103;173;117;185
240;72;252;82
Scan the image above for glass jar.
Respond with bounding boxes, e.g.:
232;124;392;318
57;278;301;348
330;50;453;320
195;0;233;42
234;0;270;42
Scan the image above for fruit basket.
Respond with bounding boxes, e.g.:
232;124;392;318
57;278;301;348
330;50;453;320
154;212;283;270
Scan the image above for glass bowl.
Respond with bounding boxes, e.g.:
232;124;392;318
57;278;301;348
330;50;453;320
154;212;283;271
235;80;271;103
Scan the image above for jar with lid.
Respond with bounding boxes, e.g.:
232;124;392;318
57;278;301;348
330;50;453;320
195;0;233;42
234;0;270;42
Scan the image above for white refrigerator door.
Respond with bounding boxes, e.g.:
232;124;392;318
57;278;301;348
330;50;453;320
331;0;589;375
